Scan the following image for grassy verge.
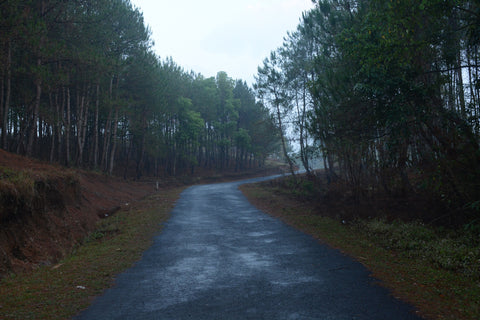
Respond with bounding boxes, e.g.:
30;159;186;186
240;181;480;320
0;187;185;320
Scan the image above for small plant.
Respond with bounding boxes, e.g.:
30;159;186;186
0;167;36;197
86;231;106;242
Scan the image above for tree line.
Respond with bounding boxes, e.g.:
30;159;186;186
0;0;280;178
256;0;480;223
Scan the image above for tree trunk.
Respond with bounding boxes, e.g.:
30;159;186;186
101;109;112;171
298;83;311;175
2;40;11;150
48;90;55;162
64;87;72;165
275;101;296;179
456;55;466;118
101;76;115;171
93;83;100;168
26;58;42;157
136;130;146;179
108;106;119;175
57;87;65;163
76;86;89;166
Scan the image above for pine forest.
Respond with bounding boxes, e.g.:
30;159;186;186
1;0;480;224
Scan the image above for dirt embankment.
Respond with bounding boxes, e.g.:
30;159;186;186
0;150;155;276
0;150;286;276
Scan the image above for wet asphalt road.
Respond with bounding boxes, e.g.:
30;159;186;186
76;176;422;320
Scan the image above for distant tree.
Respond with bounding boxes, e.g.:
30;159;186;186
255;51;297;178
0;0;280;179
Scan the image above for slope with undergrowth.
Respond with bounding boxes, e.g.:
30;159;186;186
0;149;156;276
240;174;480;320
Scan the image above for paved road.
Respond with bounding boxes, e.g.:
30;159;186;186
76;176;422;320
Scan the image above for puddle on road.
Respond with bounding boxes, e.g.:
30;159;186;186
263;238;276;243
237;252;272;268
270;275;322;287
247;231;275;237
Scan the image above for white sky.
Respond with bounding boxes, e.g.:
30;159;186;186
130;0;315;85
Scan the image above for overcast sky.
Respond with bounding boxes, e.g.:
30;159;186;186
129;0;315;85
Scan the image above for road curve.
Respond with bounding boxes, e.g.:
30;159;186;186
76;176;422;320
